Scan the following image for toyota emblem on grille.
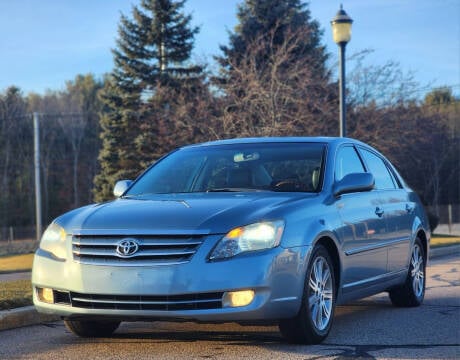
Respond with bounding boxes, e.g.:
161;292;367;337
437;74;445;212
116;238;139;258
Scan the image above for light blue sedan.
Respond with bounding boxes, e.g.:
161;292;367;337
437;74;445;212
32;137;430;344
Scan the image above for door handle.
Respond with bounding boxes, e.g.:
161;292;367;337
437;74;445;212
375;207;384;217
406;204;414;213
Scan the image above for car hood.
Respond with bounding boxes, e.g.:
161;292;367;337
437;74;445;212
57;192;316;235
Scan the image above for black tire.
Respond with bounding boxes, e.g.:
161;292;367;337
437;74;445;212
389;237;426;307
279;244;336;344
64;319;120;337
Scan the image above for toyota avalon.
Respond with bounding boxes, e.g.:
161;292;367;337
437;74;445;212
32;137;430;344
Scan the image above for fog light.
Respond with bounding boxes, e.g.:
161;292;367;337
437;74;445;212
222;290;255;308
37;287;54;304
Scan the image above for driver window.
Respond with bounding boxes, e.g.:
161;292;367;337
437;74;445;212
335;146;365;181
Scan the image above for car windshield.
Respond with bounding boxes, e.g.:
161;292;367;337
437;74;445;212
125;142;326;195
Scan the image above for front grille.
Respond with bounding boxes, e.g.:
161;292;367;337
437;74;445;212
69;292;223;311
72;235;204;266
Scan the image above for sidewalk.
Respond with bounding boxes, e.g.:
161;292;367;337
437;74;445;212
435;223;460;236
0;271;30;282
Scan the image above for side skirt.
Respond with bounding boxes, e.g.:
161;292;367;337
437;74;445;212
337;269;408;305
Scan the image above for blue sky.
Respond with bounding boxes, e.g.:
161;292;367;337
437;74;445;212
0;0;458;96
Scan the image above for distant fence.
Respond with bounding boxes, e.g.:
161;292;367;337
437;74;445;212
0;226;36;242
426;204;460;235
426;204;460;223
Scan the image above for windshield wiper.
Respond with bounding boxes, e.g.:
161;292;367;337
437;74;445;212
121;193;162;198
120;194;139;199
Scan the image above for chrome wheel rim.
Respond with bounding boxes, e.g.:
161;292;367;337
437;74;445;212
411;244;424;298
308;256;333;331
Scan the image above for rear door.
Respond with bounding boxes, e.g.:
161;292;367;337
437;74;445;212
358;148;413;273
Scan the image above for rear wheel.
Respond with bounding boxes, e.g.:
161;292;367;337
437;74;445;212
389;238;426;307
279;244;336;344
64;319;120;337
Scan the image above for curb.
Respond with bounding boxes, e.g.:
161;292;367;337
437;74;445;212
430;243;460;259
0;270;31;275
0;306;59;332
1;245;459;333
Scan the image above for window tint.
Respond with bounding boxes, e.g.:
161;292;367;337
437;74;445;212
335;146;365;181
360;149;396;189
126;143;325;194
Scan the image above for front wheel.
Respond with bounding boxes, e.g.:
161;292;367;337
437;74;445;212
64;319;120;337
279;244;336;344
389;237;426;307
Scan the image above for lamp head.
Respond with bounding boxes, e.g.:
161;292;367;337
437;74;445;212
331;4;353;44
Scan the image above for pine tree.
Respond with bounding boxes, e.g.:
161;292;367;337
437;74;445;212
93;0;202;202
113;0;201;87
217;0;329;82
93;78;142;202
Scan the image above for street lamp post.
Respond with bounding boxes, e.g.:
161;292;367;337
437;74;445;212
331;5;353;137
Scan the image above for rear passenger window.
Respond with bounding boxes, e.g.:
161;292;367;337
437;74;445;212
360;149;396;189
335;146;365;181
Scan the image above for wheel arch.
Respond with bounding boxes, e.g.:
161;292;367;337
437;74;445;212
416;228;429;262
314;236;341;297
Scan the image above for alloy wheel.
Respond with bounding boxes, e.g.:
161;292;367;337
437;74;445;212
308;256;333;331
411;244;424;298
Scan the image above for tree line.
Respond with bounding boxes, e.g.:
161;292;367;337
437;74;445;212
0;0;458;231
0;75;103;229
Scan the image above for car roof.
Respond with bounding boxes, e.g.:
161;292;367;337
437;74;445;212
183;136;368;149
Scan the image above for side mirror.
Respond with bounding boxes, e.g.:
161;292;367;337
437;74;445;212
113;180;133;198
333;173;374;197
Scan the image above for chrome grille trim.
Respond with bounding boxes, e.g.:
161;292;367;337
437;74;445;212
69;292;224;311
73;248;196;257
73;229;210;236
72;234;204;266
73;238;203;247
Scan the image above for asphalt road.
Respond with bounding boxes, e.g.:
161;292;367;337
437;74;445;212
1;255;458;360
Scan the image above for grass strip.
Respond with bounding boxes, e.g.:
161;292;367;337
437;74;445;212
430;236;460;247
0;280;32;310
0;254;34;273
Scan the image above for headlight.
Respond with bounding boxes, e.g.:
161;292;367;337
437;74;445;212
40;222;67;260
209;220;284;260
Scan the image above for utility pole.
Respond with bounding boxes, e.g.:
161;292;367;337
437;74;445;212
33;112;42;241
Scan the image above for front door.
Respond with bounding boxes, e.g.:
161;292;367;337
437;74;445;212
334;145;388;289
337;192;388;287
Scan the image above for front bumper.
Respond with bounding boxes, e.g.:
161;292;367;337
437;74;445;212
32;241;311;322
